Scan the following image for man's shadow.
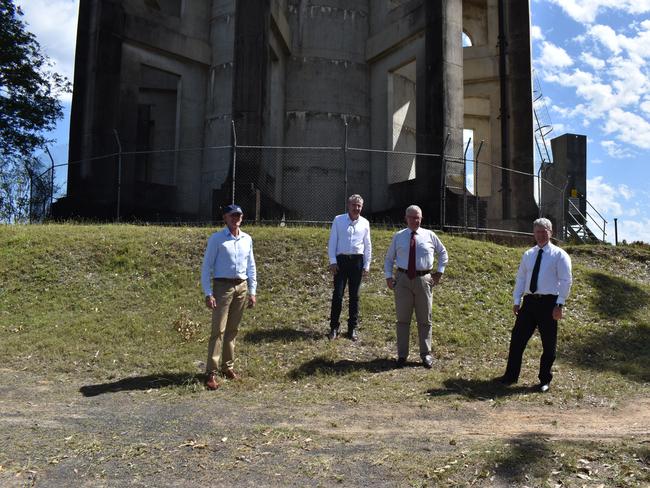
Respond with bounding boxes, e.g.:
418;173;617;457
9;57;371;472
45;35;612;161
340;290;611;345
288;356;396;379
79;373;201;397
426;377;536;399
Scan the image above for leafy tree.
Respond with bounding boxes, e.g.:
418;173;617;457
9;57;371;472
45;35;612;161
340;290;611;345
0;0;70;222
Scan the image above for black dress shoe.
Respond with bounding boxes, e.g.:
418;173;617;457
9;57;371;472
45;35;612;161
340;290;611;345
396;357;406;368
422;354;433;369
497;375;517;386
348;329;358;341
327;328;339;340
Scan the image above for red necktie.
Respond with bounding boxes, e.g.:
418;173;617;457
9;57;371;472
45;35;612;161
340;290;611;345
407;231;416;279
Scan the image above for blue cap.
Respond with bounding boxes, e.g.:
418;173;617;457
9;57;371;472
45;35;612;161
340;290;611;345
223;204;243;215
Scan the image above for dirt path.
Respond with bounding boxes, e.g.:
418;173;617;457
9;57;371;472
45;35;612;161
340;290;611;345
1;370;648;487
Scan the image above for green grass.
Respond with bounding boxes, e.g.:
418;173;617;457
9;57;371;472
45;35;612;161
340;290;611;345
1;223;649;404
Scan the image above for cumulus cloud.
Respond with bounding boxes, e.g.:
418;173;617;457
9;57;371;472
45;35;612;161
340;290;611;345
545;0;650;24
538;41;574;70
618;218;650;243
580;52;605;70
600;140;634;159
15;0;79;100
531;25;545;41
587;176;633;217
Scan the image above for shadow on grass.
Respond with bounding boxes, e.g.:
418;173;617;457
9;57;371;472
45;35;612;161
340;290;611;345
79;373;201;397
493;433;552;484
288;356;396;379
425;378;536;399
586;271;649;319
242;326;323;344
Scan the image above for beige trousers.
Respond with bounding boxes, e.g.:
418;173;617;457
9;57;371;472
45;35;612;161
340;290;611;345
206;279;248;373
394;271;433;359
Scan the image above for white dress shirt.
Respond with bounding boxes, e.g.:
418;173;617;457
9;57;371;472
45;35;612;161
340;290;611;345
513;241;572;305
384;227;448;278
201;227;257;297
328;213;372;271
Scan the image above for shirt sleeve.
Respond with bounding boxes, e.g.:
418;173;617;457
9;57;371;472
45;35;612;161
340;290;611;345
556;251;572;305
512;252;527;305
247;238;257;296
384;234;398;278
327;217;338;265
433;233;448;273
201;235;217;297
363;223;372;271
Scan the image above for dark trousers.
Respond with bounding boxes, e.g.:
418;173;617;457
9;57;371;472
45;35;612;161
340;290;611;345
504;294;558;385
330;254;363;331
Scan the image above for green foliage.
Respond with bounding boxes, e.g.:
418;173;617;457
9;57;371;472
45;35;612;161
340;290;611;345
0;0;70;222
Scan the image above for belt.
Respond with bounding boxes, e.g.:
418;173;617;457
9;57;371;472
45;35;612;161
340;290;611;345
214;277;246;284
397;268;431;276
337;254;363;259
524;293;556;299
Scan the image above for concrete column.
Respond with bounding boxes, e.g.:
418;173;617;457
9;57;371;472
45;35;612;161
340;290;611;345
418;0;464;224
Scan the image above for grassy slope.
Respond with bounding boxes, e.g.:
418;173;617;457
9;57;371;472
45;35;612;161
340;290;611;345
1;224;648;405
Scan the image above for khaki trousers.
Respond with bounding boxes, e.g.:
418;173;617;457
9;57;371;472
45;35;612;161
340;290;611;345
206;279;248;373
394;271;433;359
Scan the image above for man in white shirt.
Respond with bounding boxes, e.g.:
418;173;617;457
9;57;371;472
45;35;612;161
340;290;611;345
384;205;448;368
201;204;257;390
499;217;572;392
327;194;372;341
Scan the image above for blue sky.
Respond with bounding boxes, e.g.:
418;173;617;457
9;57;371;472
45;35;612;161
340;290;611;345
17;0;650;243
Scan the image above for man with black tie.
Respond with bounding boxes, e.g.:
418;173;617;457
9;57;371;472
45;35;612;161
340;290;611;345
500;218;572;392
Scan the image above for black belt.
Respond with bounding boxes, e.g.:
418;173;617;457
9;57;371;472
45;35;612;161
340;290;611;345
214;277;246;284
524;294;556;299
337;254;363;259
397;268;431;276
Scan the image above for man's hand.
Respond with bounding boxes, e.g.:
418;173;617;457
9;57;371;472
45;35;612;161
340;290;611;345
206;295;217;310
431;271;443;286
362;269;369;279
248;295;257;308
329;264;338;275
552;305;563;320
513;304;520;316
386;277;396;290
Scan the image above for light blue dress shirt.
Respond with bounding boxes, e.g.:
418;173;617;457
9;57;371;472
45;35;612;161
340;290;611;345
513;242;572;305
201;227;257;297
384;227;448;277
327;213;372;271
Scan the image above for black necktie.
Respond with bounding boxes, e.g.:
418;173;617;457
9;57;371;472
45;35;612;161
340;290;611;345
530;248;543;293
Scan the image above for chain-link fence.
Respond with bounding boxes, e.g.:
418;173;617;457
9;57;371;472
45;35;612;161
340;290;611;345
25;124;604;241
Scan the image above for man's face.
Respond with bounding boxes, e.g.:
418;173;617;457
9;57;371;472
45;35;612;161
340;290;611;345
534;224;551;246
224;212;243;230
405;210;422;230
348;200;363;219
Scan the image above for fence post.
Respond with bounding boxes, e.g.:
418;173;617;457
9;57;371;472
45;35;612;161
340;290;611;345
463;137;472;230
113;129;122;222
343;120;349;210
475;141;484;231
45;147;55;216
614;218;618;245
255;189;261;223
231;120;237;205
440;133;451;229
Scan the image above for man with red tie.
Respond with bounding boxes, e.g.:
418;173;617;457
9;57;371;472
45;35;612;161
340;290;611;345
384;205;448;369
499;218;572;392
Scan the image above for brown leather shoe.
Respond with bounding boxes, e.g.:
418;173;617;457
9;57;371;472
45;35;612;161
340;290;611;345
205;372;220;390
223;369;239;380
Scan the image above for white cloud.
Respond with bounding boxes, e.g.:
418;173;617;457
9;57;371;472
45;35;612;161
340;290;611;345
587;176;633;216
618;218;650;243
545;0;650;24
538;41;574;70
600;140;634;159
603;108;650;149
580;52;606;69
531;25;545;41
16;0;79;100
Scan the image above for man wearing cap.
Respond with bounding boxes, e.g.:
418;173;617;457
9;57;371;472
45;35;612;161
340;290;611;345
499;217;572;392
201;204;257;390
327;194;372;341
384;205;448;369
